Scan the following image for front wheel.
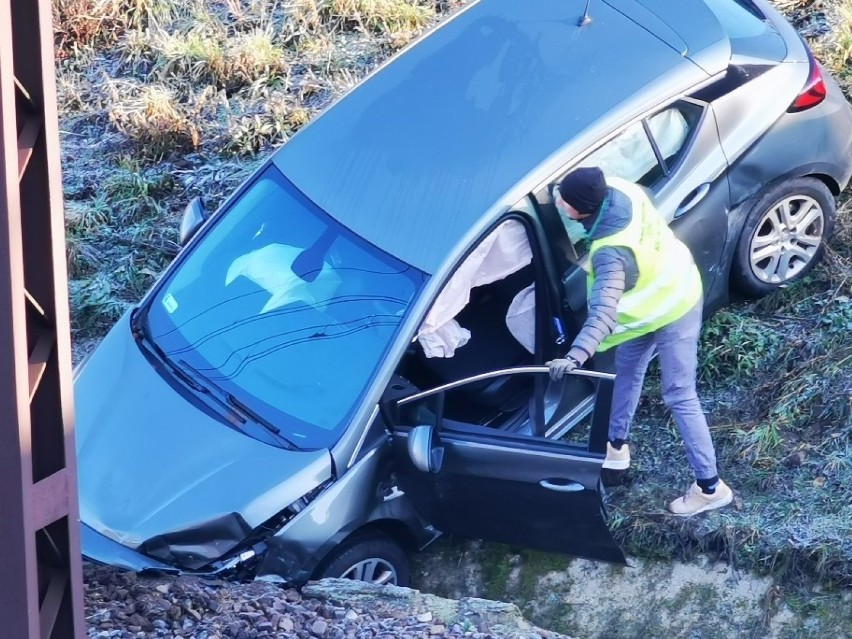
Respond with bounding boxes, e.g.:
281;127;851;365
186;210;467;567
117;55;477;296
731;177;835;298
313;532;410;587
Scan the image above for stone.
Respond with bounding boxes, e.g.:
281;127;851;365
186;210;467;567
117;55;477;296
155;584;170;595
417;612;433;623
311;619;329;636
128;613;153;631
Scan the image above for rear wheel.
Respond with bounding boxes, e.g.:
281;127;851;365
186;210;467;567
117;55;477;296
314;532;410;587
731;178;835;298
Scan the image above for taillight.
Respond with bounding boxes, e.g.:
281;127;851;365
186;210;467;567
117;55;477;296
788;51;827;113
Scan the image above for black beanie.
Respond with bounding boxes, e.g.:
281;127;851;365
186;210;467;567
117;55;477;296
558;167;607;217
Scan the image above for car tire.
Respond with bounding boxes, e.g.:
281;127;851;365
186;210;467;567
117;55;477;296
314;532;410;587
731;177;835;298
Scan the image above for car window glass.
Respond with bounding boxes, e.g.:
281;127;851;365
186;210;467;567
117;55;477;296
647;101;703;172
540;101;701;262
577;121;661;187
145;167;426;450
394;374;543;438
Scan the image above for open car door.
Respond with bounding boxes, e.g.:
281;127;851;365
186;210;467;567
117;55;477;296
384;367;626;564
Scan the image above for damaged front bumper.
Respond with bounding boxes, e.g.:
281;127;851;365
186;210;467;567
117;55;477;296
81;523;179;574
82;523;279;581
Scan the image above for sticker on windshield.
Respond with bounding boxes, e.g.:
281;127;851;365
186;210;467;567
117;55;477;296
162;293;179;314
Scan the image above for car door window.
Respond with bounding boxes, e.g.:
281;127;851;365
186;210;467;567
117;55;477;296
541;100;705;263
646;101;703;176
577;102;703;191
577;120;662;187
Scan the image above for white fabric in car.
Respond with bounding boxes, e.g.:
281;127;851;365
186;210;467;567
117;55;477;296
647;107;689;161
225;243;341;313
505;283;536;355
416;219;532;358
581;108;688;183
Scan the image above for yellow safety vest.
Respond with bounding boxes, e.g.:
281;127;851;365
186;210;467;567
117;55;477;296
587;179;703;351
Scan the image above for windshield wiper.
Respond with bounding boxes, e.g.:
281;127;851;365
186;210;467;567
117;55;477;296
177;359;298;451
225;393;299;451
133;319;209;393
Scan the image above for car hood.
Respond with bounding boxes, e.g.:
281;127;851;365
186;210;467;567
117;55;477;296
74;312;333;554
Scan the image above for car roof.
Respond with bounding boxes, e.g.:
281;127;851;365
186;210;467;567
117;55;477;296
273;0;728;273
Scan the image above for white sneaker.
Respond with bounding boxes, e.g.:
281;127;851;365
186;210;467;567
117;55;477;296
602;441;630;470
668;480;733;517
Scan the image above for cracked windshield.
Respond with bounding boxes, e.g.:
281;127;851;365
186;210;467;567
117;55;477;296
145;166;425;448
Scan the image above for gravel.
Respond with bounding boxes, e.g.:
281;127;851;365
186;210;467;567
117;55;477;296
84;563;572;639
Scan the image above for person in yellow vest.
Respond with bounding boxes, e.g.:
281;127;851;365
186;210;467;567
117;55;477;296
548;166;733;516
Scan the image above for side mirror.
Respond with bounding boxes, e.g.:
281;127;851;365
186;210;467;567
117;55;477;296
407;425;443;473
179;197;209;247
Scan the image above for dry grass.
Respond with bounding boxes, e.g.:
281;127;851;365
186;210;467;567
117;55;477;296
322;0;433;33
55;0;449;339
53;0;174;51
152;25;289;88
107;84;201;159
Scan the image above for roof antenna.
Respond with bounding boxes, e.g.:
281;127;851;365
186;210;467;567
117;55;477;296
578;0;592;26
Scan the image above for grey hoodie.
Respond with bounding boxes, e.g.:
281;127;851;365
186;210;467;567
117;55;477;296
567;187;639;364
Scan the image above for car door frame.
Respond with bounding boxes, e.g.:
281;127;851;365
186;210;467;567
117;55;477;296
380;367;625;563
375;207;624;563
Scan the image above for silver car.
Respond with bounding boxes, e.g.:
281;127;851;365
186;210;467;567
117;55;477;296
76;0;852;586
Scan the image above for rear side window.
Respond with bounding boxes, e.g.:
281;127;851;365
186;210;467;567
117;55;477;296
578;121;661;187
703;0;787;62
647;101;703;173
576;100;702;189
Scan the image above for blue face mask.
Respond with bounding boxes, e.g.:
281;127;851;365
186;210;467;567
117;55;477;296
553;185;588;245
562;216;588;245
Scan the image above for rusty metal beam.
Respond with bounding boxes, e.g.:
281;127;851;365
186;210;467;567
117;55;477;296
0;0;85;636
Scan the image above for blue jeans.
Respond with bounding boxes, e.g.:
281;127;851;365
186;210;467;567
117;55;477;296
609;299;718;480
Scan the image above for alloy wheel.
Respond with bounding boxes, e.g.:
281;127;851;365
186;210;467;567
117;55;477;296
749;195;825;284
339;558;398;585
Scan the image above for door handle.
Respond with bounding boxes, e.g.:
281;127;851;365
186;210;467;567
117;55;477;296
539;479;585;492
675;183;711;218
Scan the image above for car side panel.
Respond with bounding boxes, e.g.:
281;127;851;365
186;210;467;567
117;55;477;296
255;442;431;584
724;72;852;207
655;104;731;308
712;61;809;170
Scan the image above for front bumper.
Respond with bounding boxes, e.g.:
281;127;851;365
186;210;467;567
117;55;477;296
81;523;179;574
